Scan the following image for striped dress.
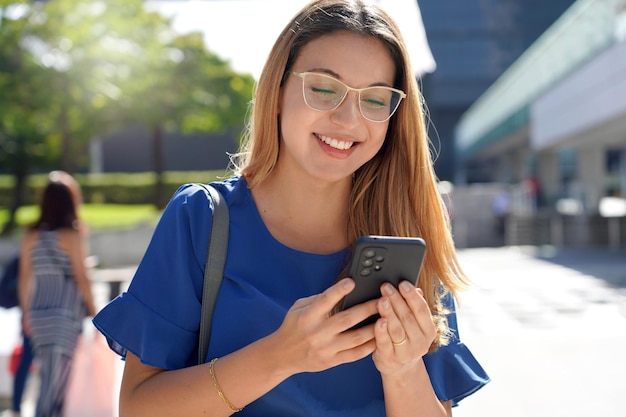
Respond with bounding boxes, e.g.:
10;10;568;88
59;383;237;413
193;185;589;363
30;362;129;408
28;230;86;417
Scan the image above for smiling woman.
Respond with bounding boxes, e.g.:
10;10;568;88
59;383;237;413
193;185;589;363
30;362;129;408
93;2;488;416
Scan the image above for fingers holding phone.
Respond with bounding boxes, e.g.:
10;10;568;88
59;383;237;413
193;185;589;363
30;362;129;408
273;278;377;374
373;282;437;374
379;282;436;353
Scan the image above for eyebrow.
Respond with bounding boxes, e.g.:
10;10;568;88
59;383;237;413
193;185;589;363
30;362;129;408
305;67;393;88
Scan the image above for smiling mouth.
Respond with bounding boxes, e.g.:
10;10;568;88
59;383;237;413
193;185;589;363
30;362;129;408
316;134;355;150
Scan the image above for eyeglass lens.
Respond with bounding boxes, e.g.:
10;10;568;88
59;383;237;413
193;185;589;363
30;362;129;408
300;73;403;122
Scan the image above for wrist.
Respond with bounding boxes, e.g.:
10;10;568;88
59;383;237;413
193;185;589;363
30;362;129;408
210;358;245;412
257;332;299;382
380;357;426;385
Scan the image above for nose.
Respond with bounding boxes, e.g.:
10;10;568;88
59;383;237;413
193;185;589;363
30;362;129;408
330;91;361;125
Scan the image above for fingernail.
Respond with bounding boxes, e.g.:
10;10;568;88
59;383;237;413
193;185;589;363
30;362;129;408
383;284;394;295
342;278;354;289
400;281;413;292
381;298;390;310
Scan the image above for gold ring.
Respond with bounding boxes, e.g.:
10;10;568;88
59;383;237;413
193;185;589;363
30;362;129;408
392;336;407;346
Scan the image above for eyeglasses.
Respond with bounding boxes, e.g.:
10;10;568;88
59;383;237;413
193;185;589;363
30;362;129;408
291;71;406;122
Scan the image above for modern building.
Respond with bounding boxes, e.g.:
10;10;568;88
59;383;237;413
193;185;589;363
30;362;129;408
90;125;240;173
455;0;626;248
419;0;577;181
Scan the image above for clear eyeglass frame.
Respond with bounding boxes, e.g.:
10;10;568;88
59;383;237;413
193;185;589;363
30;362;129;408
291;71;406;122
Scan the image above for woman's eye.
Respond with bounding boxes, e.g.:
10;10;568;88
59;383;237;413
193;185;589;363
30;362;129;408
362;97;386;108
311;86;337;96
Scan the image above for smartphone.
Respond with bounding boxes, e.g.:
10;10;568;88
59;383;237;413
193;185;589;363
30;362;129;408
339;235;427;328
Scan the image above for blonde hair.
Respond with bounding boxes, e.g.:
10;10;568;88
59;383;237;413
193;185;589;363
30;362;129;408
231;0;468;348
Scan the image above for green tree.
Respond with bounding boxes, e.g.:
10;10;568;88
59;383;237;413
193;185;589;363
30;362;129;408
21;0;177;172
0;1;60;234
116;30;255;207
0;0;255;231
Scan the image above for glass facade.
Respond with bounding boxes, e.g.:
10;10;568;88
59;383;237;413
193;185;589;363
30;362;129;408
419;0;576;181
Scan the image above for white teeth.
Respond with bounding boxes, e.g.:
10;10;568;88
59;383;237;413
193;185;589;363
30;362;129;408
317;134;354;150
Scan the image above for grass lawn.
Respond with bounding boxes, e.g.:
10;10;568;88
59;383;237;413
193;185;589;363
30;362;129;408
0;204;161;236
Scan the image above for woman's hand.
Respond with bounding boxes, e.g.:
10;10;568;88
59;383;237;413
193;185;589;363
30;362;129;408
372;281;437;376
270;278;379;376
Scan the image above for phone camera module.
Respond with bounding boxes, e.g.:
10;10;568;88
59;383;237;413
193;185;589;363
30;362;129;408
357;247;388;276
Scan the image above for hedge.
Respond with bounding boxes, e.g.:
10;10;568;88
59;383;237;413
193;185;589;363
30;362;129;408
0;170;230;207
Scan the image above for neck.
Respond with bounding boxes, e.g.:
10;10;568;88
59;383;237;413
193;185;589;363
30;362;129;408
251;170;351;254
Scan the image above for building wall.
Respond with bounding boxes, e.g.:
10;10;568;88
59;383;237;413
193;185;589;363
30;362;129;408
529;40;626;212
92;125;242;172
531;40;626;151
419;0;576;181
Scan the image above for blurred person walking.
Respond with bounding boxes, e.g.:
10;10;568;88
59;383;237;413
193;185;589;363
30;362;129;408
491;187;510;240
17;171;96;417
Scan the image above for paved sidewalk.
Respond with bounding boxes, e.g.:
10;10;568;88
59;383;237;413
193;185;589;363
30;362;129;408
453;246;626;417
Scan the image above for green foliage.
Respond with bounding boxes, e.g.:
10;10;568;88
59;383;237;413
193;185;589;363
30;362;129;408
0;2;60;173
0;0;254;172
0;0;254;222
0;170;229;207
0;203;160;233
80;204;160;230
0;168;230;232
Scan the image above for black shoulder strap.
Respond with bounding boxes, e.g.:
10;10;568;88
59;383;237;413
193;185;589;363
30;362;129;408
198;184;229;365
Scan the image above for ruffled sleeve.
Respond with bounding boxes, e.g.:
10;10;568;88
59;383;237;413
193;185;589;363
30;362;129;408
92;183;215;369
423;293;490;405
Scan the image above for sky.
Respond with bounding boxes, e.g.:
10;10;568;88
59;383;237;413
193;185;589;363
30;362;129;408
145;0;435;80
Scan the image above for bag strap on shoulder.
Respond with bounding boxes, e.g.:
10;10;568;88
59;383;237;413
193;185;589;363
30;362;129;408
198;184;229;365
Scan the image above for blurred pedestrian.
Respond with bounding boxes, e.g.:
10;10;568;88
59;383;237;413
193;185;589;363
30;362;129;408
17;170;96;417
492;187;510;239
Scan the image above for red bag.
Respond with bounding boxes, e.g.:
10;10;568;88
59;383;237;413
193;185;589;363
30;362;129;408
9;343;23;376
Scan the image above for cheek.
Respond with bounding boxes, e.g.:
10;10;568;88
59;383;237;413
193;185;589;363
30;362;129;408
372;124;390;148
280;89;313;132
279;106;301;143
278;86;301;121
279;77;305;115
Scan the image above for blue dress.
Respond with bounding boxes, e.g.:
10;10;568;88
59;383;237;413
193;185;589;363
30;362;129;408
93;176;489;415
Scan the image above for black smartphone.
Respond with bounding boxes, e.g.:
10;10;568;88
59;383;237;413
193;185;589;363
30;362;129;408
339;235;427;328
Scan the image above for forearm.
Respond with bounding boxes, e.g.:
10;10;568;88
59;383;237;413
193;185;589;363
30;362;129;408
382;359;448;417
17;246;32;313
17;284;31;319
76;278;96;316
17;274;30;313
72;234;97;315
121;332;293;417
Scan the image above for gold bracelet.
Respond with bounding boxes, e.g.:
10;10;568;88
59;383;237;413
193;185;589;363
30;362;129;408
209;358;244;413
